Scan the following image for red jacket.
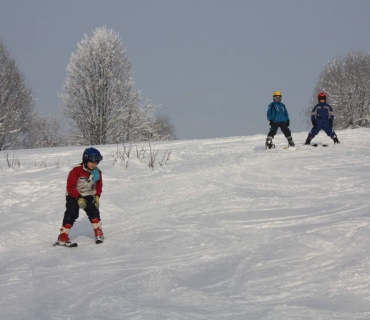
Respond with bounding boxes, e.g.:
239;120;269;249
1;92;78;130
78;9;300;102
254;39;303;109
66;164;103;198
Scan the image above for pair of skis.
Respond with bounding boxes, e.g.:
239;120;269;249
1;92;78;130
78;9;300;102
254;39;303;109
53;237;103;248
269;143;329;150
310;143;329;147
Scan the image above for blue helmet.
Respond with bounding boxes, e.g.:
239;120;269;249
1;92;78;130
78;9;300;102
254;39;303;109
82;147;103;164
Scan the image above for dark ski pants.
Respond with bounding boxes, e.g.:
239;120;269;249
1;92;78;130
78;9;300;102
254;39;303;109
267;122;292;139
62;195;100;226
309;122;336;139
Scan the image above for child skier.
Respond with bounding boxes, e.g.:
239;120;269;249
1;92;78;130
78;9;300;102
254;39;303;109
55;147;104;246
304;91;340;145
265;91;295;149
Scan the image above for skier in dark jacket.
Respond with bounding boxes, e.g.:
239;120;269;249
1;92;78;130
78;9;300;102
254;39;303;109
265;91;295;149
305;92;340;145
55;147;104;246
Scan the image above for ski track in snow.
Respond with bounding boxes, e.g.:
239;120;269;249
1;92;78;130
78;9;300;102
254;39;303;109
1;130;370;319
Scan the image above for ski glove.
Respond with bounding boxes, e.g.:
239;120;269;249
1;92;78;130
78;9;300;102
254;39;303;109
286;120;290;127
94;196;100;209
77;197;87;209
269;120;274;126
329;119;333;128
311;119;317;128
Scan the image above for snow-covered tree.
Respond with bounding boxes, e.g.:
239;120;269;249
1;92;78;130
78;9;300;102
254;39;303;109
0;37;33;150
149;113;176;141
307;52;370;129
109;95;154;143
60;26;157;145
22;112;66;148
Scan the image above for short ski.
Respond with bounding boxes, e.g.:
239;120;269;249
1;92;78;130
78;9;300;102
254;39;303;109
311;144;329;147
282;146;298;150
53;242;78;247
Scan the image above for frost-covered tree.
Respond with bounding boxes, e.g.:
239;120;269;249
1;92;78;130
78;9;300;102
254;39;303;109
22;112;66;148
111;96;155;143
0;37;33;150
149;114;176;141
60;26;156;145
307;52;370;129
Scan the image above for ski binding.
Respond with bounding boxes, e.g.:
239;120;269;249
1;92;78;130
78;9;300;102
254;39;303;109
265;145;275;150
95;236;104;244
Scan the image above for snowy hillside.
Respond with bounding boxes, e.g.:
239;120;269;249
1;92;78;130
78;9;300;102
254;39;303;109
1;129;370;320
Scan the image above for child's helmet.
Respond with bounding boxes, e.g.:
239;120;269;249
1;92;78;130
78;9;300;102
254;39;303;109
273;91;282;101
318;92;327;101
83;147;103;164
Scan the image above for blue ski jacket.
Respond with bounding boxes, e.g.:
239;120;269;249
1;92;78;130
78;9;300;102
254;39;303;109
267;101;290;123
311;102;334;124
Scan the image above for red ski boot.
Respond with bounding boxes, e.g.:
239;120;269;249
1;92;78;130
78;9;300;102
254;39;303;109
54;224;77;247
91;218;104;244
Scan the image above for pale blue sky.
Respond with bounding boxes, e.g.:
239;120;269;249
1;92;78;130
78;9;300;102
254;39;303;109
1;0;370;140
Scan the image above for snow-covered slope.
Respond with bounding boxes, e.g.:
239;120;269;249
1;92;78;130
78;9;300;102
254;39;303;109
1;129;370;320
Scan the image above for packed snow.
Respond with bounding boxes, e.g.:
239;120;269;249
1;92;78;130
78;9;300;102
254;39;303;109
1;129;370;319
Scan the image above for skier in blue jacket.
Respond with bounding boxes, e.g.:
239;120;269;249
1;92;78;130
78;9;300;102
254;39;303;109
265;91;295;149
304;91;340;145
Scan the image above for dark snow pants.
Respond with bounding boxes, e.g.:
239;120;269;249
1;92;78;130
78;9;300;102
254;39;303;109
267;122;292;139
309;121;336;139
62;195;100;226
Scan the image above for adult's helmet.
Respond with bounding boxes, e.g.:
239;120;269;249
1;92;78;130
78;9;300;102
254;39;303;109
318;91;327;101
82;147;103;164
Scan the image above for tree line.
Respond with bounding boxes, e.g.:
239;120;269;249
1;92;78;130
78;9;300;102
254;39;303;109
1;26;370;150
0;26;175;150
